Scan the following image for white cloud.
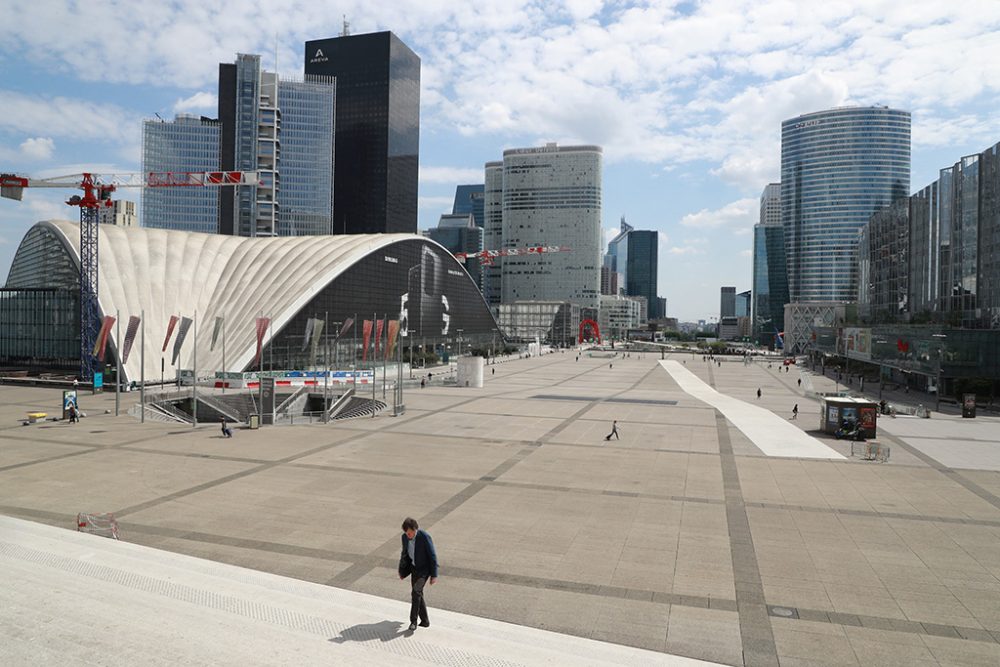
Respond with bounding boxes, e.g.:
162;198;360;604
173;92;218;114
0;90;138;143
740;249;752;257
419;166;483;184
19;137;55;160
680;197;758;230
418;195;455;212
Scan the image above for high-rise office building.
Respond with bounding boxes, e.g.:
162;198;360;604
720;286;736;319
218;54;336;237
141;114;221;233
305;31;420;235
483;162;503;309
425;213;484;289
781;106;910;303
604;216;633;279
143;54;334;237
490;144;602;309
453;184;485;229
99;200;136;227
752;183;788;344
600;266;621;295
624;229;659;320
736;290;751;318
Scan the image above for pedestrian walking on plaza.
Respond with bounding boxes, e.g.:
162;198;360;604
420;378;426;388
609;363;613;369
605;420;620;441
398;517;438;632
491;367;495;376
797;378;802;387
68;403;78;424
792;404;798;420
220;416;232;438
757;388;762;400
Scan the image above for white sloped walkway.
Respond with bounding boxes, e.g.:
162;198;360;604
660;360;843;460
0;516;722;667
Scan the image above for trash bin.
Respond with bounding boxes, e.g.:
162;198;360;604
249;414;260;429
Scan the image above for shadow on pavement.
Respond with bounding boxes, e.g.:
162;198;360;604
329;620;407;644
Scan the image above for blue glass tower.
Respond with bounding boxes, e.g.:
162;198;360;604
781;107;910;303
453;184;485;228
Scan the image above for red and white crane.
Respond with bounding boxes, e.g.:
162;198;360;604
0;170;258;380
453;245;571;266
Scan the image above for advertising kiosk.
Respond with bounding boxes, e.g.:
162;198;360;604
819;396;878;439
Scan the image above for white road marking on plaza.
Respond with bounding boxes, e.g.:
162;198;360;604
660;360;844;460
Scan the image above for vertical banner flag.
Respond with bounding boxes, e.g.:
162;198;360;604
362;320;373;361
375;319;385;357
301;317;315;351
162;315;180;352
93;316;116;361
254;317;271;367
309;318;325;365
121;316;141;364
210;316;224;351
337;318;354;341
385;320;400;360
171;317;193;365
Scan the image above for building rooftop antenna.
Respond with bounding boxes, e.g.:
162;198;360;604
341;15;350;37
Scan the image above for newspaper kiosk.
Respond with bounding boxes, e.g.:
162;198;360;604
819;396;878;439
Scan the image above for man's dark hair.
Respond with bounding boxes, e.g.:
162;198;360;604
401;517;418;531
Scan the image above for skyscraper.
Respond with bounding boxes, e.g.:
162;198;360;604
752;183;788;343
624;229;659;320
141;114;221;233
425;213;484;288
305;31;420;235
218;54;336;237
604;216;633;280
482;162;503;309
488;143;602;309
781;107;910;303
452;184;485;229
720;286;736;319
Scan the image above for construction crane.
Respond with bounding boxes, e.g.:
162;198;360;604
0;170;258;381
453;245;571;266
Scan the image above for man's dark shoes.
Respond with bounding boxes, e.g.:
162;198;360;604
408;622;417;631
419;621;430;628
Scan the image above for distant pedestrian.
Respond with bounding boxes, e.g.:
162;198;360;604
420;378;426;388
609;363;613;369
220;417;232;438
797;378;802;387
399;517;438;632
491;367;495;376
605;420;620;440
792;404;798;420
68;403;78;424
757;388;762;400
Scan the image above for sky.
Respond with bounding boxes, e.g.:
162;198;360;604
1;1;1000;321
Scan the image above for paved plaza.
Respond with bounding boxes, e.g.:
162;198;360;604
1;351;1000;666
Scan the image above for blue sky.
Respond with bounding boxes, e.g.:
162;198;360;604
2;1;999;320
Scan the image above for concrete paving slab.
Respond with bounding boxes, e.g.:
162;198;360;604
659;361;843;459
0;516;721;666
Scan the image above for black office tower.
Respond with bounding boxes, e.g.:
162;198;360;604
305;31;420;235
625;230;660;320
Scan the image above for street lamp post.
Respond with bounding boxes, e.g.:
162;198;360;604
932;333;947;412
456;328;464;359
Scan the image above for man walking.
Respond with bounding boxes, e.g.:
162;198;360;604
757;388;762;400
399;517;438;632
605;420;620;441
792;404;798;420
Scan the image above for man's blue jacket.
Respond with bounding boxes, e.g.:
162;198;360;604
399;529;439;579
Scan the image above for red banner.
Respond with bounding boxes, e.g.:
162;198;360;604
385;320;399;360
362;320;373;362
375;319;385;357
254;317;270;367
121;316;141;364
92;316;116;361
161;315;179;352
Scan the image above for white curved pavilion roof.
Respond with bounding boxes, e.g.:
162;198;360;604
22;220;454;383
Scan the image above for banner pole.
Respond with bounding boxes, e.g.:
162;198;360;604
140;310;145;423
115;309;120;416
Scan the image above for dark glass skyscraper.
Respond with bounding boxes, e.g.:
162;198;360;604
305;31;420;235
781;107;910;302
453;184;485;228
624;230;659;319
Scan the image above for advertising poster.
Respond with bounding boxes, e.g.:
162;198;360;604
62;390;78;420
827;406;840;425
860;407;876;431
842;406;858;424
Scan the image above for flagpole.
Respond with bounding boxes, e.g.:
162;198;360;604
382;314;388;399
324;311;329;424
115;309;120;417
192;311;198;428
222;317;226;395
140;310;145;424
372;311;376;418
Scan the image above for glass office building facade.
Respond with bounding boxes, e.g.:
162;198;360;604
752;223;788;344
624;229;659;320
305;31;420;235
482;162;503;309
453;184;485;229
781;107;910;303
141;115;221;233
425;213;484;289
